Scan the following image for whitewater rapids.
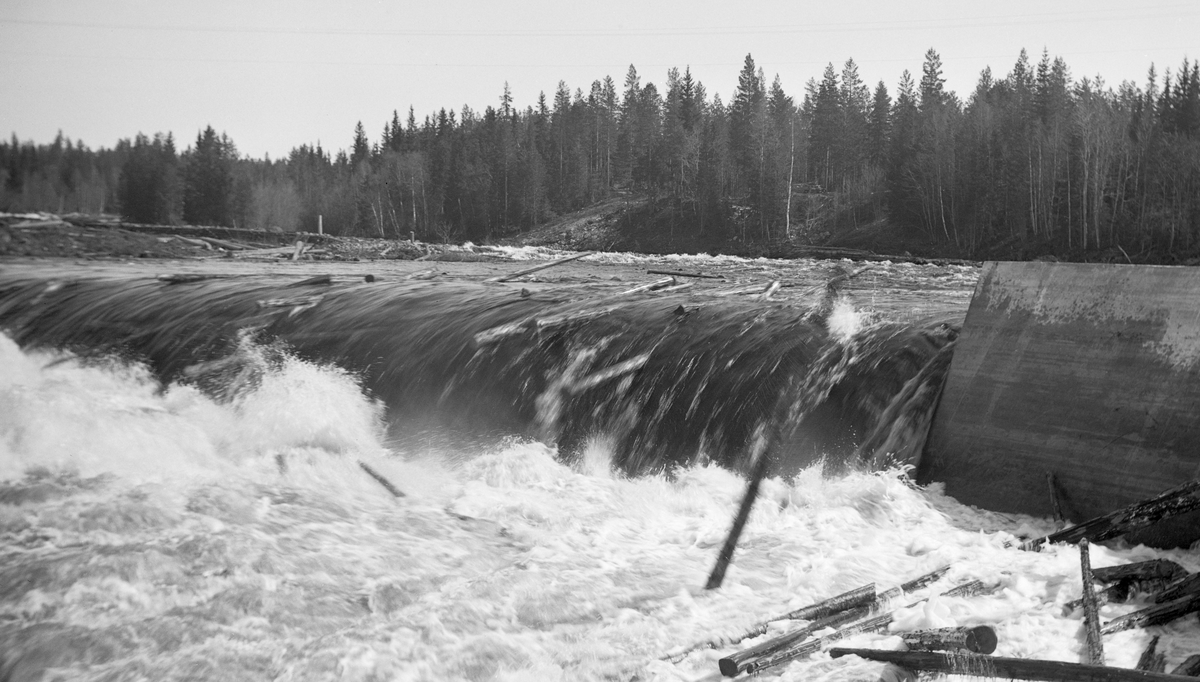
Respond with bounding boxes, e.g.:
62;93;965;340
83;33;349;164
2;330;1199;681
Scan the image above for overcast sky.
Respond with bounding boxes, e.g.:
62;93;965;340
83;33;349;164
3;0;1197;159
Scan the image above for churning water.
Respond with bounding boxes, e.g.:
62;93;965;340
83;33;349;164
1;256;1198;681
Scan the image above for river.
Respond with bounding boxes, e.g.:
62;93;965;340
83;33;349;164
1;252;1197;681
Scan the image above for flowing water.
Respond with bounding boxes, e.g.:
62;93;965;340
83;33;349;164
1;254;1198;681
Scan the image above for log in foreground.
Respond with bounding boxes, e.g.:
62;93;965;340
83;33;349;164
900;625;997;655
743;580;996;675
1020;480;1200;551
665;565;950;664
828;648;1200;681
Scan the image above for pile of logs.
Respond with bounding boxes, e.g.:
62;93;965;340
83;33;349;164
670;479;1200;680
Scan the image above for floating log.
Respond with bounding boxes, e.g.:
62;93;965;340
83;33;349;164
717;605;870;676
1101;590;1200;634
900;626;997;655
1079;540;1105;665
473;320;526;345
535;306;620;331
1171;655;1200;676
484;251;593;282
568;353;651;395
1153;573;1200;604
256;295;324;310
760;281;782;300
616;277;675;296
1138;636;1167;673
646;269;724;279
657;281;694;293
1019;480;1200;551
704;431;770;591
828;648;1200;681
357;461;405;498
290;274;333;287
713;283;770;297
157;273;223;284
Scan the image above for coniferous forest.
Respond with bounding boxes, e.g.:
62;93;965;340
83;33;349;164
3;49;1199;261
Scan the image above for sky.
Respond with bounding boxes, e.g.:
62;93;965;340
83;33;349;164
2;0;1198;159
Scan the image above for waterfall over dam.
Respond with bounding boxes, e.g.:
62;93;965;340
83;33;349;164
0;269;958;474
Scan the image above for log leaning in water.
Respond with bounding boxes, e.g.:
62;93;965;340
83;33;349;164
1100;590;1200;634
1079;540;1105;665
1020;479;1200;551
704;429;770;590
828;648;1200;681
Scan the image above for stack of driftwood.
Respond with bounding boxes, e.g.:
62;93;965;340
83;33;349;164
669;480;1200;680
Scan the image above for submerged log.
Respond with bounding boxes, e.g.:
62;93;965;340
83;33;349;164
1079;540;1105;665
1171;655;1200;676
1137;636;1167;673
828;648;1200;681
290;274;333;287
1094;560;1189;585
616;277;675;296
157;273;224;284
484;251;593;282
900;626;997;655
1020;479;1200;551
1153;573;1200;604
856;340;956;469
1062;560;1188;614
646;269;724;279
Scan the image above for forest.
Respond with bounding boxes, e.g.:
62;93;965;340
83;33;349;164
2;48;1199;261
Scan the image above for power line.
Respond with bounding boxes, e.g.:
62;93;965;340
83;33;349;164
2;45;1195;70
1;5;1197;38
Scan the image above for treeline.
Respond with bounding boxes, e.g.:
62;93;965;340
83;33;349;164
2;48;1198;258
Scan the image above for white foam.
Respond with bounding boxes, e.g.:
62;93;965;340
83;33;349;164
1;335;1197;680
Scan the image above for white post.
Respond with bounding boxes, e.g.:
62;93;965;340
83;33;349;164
318;215;323;235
